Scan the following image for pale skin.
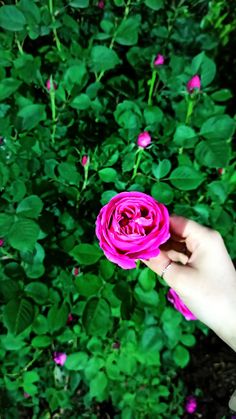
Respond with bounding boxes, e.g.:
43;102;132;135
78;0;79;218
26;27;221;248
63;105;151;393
141;215;236;352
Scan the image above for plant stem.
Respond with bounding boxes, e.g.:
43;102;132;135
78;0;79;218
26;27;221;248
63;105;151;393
131;148;144;180
185;96;195;124
49;76;57;143
148;71;157;106
81;165;89;191
49;0;62;52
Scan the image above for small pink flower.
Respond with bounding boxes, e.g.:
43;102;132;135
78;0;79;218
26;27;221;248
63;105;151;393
185;395;197;414
154;54;164;66
187;75;201;93
137;131;151;148
98;0;104;8
46;79;57;91
112;341;120;349
167;289;197;321
81;155;89;167
218;168;225;175
0;238;4;247
67;313;73;324
53;352;67;366
73;267;80;276
24;392;30;398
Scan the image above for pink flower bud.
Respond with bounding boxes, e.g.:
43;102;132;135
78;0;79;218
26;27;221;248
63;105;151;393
53;352;67;366
67;313;73;324
137;131;151;148
98;0;104;8
112;341;120;349
24;392;30;398
187;75;201;93
81;155;89;167
154;54;165;66
73;267;80;276
185;395;197;414
0;238;4;247
218;168;225;175
46;79;57;91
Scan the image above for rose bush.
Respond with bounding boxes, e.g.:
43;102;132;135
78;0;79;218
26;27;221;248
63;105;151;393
96;191;170;269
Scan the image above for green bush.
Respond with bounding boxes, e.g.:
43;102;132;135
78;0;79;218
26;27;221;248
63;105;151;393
0;1;235;417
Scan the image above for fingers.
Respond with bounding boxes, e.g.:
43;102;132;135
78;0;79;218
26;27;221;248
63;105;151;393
165;249;189;265
170;215;212;253
140;250;192;289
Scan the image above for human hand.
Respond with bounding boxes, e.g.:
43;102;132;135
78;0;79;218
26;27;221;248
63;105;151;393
141;215;236;351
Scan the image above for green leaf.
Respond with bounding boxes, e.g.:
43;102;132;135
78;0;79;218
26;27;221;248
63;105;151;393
200;115;235;140
31;335;52;348
16;195;43;219
82;297;111;336
152;160;172;179
0;280;21;303
24;282;48;304
47;304;69;333
138;268;156;291
76;274;103;297
173;125;197;148
0;213;14;236
8;218;40;252
17;104;46;130
3;298;34;335
58;162;80;185
0;78;22;102
65;352;88;371
211;89;232;102
115;16;140;46
180;334;196;347
23;371;39;396
191;52;216;86
122;152;136;173
140;326;164;352
69;0;89;7
100;190;117;205
64;63;87;91
151;182;174;205
195;139;230;168
70;94;91;110
89;371;108;400
99;259;115;280
70;244;102;265
145;0;164;10
0;6;26;31
173;345;190;368
144;106;163;126
99;168;117;183
90;46;120;73
169;166;204;190
134;286;159;307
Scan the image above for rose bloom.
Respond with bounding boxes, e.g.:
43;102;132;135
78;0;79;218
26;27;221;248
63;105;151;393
154;54;164;66
167;288;197;321
187;75;201;93
95;191;170;269
185;395;197;414
137;131;151;148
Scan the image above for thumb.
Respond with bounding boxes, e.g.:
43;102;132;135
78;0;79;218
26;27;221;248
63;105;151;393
140;250;194;291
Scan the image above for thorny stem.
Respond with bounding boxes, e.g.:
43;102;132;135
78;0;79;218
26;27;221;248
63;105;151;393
49;0;62;52
131;148;144;180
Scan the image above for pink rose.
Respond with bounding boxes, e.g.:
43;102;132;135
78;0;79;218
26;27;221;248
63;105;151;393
0;238;4;247
187;75;201;93
53;352;67;366
137;131;151;148
167;289;197;321
98;0;104;8
46;79;57;91
95;191;170;269
81;155;89;167
154;54;164;66
185;395;197;414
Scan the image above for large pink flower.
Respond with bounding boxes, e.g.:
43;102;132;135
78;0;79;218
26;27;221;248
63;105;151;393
95;191;170;269
167;288;197;321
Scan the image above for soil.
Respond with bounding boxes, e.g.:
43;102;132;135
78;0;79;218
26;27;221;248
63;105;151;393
181;330;236;419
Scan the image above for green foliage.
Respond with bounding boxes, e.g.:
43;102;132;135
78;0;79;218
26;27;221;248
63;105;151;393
0;0;235;417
